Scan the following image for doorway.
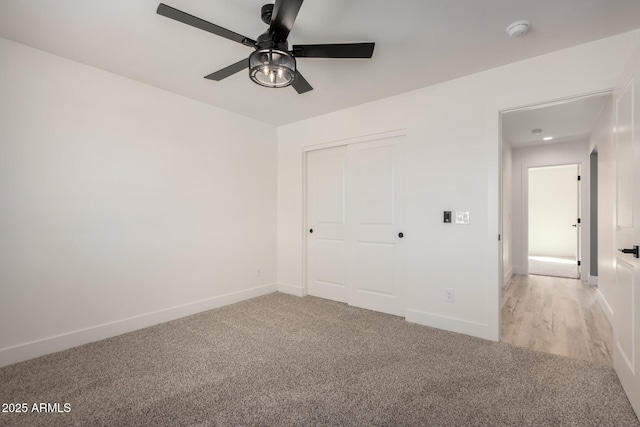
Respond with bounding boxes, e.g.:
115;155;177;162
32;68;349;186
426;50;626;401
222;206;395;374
527;164;580;279
500;92;612;364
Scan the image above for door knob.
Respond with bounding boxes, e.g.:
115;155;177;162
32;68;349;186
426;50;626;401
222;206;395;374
398;232;404;238
572;224;577;227
618;245;639;258
309;229;313;234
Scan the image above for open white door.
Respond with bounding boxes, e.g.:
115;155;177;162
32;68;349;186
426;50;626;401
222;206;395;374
613;52;640;416
527;164;580;278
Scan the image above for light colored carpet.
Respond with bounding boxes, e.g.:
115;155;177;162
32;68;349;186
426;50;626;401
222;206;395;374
1;293;638;426
528;256;580;279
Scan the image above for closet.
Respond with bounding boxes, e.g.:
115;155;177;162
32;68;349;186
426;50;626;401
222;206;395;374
306;135;406;316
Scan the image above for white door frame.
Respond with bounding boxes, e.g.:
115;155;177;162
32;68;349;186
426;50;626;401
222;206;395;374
301;128;407;297
498;89;612;338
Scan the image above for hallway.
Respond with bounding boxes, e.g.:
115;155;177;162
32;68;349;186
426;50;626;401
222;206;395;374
502;274;612;365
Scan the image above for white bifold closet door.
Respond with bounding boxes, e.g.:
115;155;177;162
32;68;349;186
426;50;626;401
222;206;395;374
306;137;405;316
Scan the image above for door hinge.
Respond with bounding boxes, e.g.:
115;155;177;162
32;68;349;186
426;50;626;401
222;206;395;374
577;218;581;224
578;261;581;266
498;234;501;241
578;175;581;181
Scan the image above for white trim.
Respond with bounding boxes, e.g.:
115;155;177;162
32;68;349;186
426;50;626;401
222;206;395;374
595;287;614;325
589;275;599;285
501;90;613;115
277;282;305;297
0;283;277;368
513;266;527;275
405;309;494;341
503;267;514;284
302;128;407;153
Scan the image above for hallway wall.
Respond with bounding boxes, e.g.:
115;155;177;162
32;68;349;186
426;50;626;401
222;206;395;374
589;97;615;322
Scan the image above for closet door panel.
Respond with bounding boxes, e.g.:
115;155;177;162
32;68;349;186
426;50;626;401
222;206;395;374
348;138;406;316
306;146;348;302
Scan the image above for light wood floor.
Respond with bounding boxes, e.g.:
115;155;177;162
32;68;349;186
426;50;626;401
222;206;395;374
502;274;613;365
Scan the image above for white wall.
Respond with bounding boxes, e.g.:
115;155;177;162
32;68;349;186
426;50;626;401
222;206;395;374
528;164;579;258
0;38;278;366
589;97;616;322
277;30;640;341
511;139;591;277
502;142;513;283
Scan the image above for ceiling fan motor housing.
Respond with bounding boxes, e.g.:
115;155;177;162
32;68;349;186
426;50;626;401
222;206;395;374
261;4;273;25
256;31;287;50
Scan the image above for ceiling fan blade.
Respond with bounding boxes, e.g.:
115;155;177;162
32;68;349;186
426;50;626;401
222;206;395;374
204;58;248;81
157;3;256;48
270;0;303;41
292;42;375;58
292;70;313;94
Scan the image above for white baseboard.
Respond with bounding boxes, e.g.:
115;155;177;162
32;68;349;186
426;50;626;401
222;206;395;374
588;275;598;285
513;266;527;275
277;282;305;297
0;283;277;368
503;267;513;284
595;287;613;326
405;309;495;341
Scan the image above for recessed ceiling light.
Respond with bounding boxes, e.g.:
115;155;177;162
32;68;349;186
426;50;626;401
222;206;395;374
543;137;553;141
506;20;530;37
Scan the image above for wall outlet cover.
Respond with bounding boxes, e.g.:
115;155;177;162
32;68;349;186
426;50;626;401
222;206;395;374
445;288;455;302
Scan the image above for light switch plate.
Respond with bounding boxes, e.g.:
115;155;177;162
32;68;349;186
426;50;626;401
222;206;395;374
456;211;470;224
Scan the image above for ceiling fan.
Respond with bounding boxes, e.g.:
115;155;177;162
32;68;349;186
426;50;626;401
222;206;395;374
157;0;375;94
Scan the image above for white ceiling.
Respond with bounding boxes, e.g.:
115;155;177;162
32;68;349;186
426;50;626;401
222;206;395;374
1;0;639;126
502;94;610;149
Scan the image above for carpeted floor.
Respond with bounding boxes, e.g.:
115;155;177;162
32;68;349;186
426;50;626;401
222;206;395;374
1;293;638;426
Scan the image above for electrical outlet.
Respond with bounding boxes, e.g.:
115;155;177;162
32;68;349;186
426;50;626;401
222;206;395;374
445;289;455;303
256;267;262;276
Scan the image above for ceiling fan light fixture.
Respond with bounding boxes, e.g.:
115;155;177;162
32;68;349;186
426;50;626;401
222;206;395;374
157;2;375;94
249;48;296;88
